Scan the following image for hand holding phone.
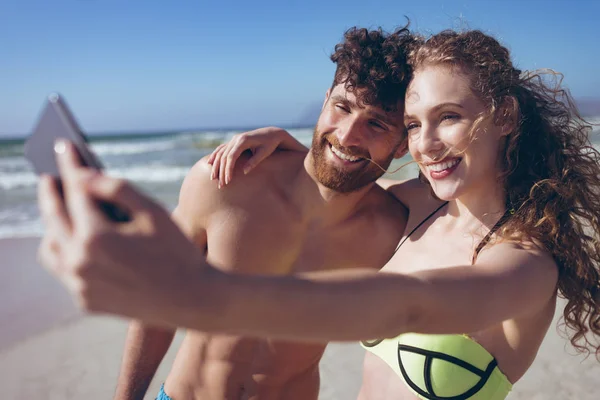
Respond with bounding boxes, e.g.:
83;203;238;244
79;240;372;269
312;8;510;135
25;94;130;222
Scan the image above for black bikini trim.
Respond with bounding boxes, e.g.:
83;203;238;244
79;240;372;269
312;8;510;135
423;355;437;396
361;339;385;347
397;344;498;400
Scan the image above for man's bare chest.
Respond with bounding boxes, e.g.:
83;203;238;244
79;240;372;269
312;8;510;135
206;206;393;275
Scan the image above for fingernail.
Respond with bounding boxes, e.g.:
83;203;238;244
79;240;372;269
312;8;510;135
54;139;67;154
243;167;251;175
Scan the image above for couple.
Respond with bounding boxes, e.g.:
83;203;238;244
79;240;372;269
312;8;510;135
38;25;600;400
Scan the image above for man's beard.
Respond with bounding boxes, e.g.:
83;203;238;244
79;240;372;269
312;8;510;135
309;127;395;193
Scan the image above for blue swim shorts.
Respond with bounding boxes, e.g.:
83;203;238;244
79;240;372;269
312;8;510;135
156;384;173;400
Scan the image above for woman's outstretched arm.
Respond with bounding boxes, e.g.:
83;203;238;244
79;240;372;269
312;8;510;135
40;141;558;343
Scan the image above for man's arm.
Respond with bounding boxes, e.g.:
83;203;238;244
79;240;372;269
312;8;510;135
113;176;209;400
113;322;177;400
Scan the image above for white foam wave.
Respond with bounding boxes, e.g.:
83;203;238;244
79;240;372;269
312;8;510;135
289;128;314;146
90;138;177;156
107;165;191;183
0;220;43;239
0;156;29;169
0;170;38;190
0;164;191;190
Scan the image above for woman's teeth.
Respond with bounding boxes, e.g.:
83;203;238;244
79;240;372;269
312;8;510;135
428;158;461;172
331;145;362;162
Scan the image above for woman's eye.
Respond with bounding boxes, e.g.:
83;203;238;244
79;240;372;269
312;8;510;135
441;114;459;122
406;122;420;131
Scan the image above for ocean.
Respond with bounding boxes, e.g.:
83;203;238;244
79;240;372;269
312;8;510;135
1;119;599;239
0;128;319;238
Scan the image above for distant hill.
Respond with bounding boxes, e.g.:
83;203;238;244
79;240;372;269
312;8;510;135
576;98;600;117
297;102;323;126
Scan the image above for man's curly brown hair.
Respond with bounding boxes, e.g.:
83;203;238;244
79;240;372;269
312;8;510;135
411;30;600;358
330;26;418;113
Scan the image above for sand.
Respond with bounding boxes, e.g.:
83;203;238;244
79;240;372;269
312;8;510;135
1;237;599;399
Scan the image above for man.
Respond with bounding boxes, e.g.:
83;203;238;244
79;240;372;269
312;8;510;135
41;27;414;400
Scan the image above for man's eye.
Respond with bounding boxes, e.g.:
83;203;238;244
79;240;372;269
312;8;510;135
335;104;350;113
369;120;387;130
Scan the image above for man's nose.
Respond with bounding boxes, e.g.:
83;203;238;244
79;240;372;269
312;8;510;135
336;118;364;148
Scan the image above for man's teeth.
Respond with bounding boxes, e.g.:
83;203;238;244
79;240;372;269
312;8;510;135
428;159;460;172
331;145;362;162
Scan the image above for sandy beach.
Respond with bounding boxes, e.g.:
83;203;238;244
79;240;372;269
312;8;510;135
1;237;599;399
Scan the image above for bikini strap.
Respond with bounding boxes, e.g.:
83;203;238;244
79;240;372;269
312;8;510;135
471;208;514;264
396;201;449;251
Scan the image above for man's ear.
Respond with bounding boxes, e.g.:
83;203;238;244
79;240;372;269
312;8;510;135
393;138;409;159
322;88;331;110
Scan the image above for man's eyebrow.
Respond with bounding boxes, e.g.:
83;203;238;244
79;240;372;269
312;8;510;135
366;110;399;128
330;94;400;128
404;102;465;120
330;94;354;106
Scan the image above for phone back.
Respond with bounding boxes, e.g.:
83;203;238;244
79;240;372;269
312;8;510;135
24;94;104;177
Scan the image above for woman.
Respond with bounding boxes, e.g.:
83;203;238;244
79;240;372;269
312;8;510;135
40;29;600;400
203;29;600;399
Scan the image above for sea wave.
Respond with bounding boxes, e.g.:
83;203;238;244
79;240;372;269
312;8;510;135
0;170;38;190
0;221;43;239
0;163;192;190
0;144;24;158
90;137;179;156
0;156;29;169
108;165;191;183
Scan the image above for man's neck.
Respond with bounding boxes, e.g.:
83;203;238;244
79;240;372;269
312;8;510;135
285;152;376;227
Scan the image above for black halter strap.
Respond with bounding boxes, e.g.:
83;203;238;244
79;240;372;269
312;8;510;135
395;202;449;251
471;208;513;264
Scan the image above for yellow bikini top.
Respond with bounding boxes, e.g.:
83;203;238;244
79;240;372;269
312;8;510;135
361;333;512;400
363;203;514;399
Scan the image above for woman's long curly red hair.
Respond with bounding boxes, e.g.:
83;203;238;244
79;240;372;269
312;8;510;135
411;30;600;357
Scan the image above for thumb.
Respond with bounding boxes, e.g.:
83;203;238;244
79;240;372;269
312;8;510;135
244;146;272;174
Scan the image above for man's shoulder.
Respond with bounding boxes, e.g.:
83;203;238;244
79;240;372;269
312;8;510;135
360;184;408;231
384;177;438;211
180;151;304;205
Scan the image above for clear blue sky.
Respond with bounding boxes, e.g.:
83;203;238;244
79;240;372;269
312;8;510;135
1;0;599;137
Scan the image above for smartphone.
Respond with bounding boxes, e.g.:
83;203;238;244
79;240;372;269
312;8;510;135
25;93;130;222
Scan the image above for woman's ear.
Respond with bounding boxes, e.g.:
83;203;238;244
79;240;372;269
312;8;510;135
495;97;518;137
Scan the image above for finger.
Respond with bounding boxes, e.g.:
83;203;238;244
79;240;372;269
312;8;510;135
219;143;234;188
84;174;158;215
243;146;271;175
55;140;106;231
38;175;72;237
225;141;246;185
37;236;82;296
207;144;225;166
38;236;60;273
211;146;226;181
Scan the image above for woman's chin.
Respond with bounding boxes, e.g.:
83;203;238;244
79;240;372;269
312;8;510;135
430;183;462;202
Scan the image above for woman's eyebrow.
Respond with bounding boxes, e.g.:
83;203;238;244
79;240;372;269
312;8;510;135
404;102;465;120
